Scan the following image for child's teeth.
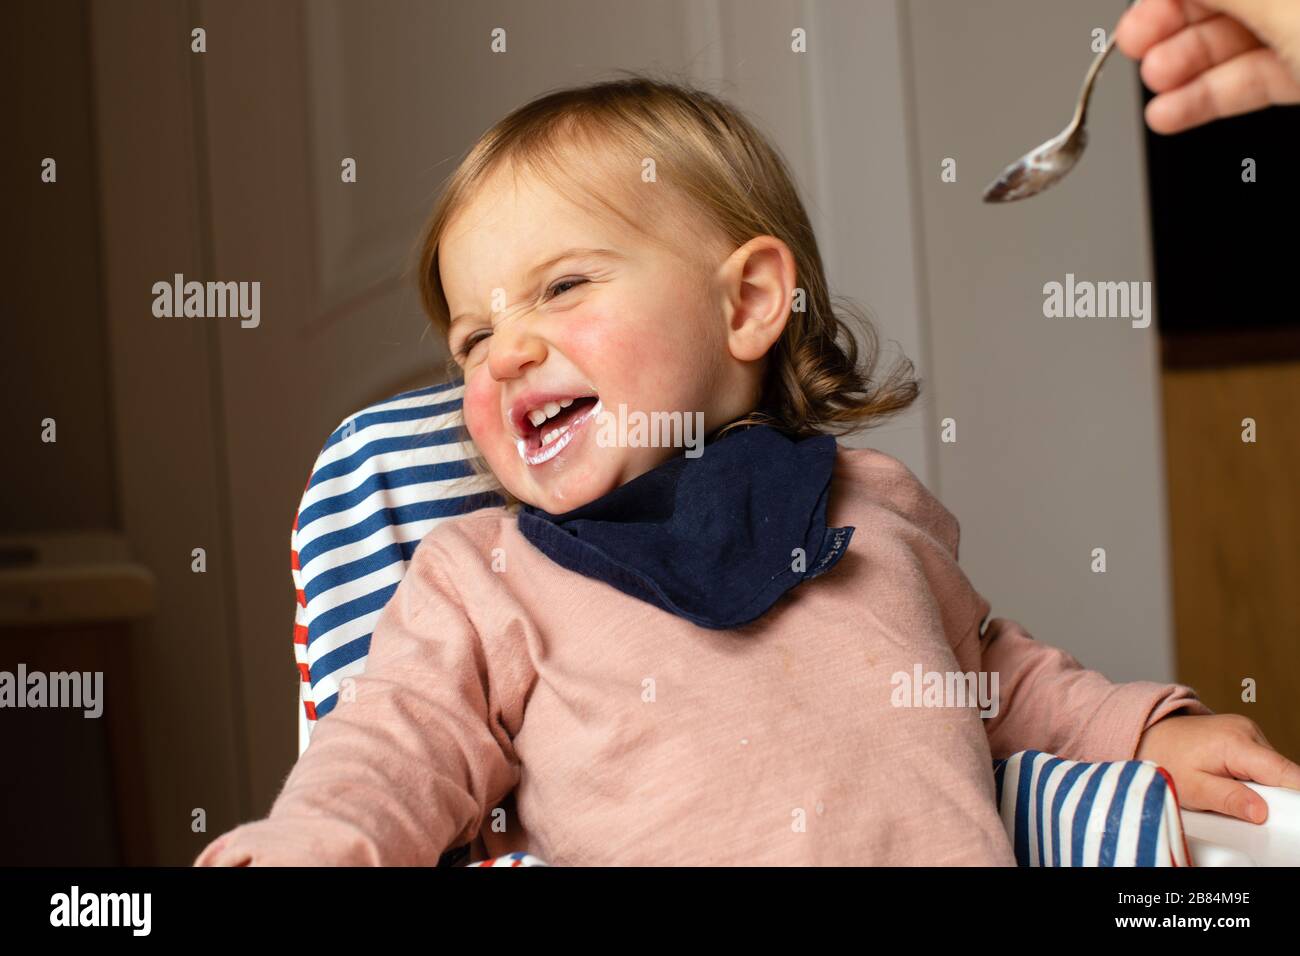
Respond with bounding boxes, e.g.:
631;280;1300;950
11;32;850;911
528;408;548;427
542;428;560;446
559;398;573;408
543;401;562;417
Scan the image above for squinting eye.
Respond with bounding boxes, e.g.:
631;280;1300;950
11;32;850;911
455;330;491;360
546;277;587;299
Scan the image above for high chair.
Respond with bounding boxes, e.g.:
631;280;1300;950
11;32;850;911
289;379;1299;867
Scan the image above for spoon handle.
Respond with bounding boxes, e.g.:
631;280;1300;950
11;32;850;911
1072;33;1119;129
1074;0;1141;129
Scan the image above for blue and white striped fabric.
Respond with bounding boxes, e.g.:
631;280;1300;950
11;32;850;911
994;750;1192;866
292;378;502;742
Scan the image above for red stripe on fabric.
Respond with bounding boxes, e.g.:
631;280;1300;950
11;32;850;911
304;700;317;720
1154;765;1192;867
296;589;306;608
294;623;308;645
297;662;310;682
291;548;300;571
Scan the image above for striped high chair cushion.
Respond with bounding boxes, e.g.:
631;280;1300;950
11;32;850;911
291;379;502;729
994;750;1192;866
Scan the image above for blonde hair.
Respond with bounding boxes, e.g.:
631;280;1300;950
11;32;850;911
412;70;918;454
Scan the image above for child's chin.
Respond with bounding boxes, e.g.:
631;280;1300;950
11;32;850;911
512;462;618;515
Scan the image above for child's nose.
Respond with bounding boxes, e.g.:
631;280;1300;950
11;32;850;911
487;319;547;381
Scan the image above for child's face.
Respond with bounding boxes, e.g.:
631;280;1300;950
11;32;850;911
439;166;739;512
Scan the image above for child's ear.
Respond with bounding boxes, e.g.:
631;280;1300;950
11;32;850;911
719;235;796;362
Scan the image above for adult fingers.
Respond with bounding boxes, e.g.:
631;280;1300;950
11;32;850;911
1139;13;1263;93
1116;0;1219;60
1183;0;1300;78
1145;46;1300;132
1197;0;1298;51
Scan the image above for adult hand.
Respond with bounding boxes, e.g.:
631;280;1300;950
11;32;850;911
1115;0;1300;133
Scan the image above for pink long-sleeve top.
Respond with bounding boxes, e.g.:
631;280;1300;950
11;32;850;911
195;446;1211;866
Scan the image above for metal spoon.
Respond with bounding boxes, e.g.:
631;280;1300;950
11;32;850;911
982;32;1119;203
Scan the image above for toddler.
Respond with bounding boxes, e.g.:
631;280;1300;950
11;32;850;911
196;75;1297;866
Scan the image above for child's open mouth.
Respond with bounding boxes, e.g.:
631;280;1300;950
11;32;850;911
513;395;602;467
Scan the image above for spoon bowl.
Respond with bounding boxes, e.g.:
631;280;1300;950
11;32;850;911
982;33;1116;203
983;126;1088;202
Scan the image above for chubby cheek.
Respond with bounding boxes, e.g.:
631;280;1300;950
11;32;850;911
612;339;705;418
563;309;678;410
462;373;508;460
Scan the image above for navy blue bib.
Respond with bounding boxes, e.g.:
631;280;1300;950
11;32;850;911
517;425;854;630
